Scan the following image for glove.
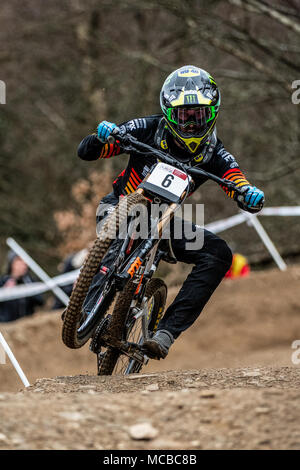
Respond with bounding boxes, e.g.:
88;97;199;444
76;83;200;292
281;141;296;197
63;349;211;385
236;186;264;213
97;120;117;143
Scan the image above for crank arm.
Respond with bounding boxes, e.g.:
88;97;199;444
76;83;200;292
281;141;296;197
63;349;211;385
123;341;149;364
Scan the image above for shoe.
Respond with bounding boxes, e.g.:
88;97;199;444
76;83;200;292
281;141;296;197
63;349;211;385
142;329;174;360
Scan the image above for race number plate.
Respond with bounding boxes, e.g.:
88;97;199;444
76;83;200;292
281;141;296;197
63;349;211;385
146;163;190;199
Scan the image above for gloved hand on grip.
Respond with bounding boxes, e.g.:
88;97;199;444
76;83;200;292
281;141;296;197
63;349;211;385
236;185;265;213
97;120;117;143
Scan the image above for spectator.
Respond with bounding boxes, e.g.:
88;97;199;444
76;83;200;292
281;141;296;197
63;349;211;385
0;251;44;322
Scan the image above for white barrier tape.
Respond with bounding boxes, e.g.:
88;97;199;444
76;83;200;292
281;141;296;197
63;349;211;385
260;207;300;216
204;207;297;271
0;332;30;387
204;213;247;234
205;206;300;235
0;269;79;302
6;238;70;306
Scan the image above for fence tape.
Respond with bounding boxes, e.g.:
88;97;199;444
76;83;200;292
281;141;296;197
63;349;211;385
0;269;79;302
204;213;247;234
204;206;300;234
260;206;300;216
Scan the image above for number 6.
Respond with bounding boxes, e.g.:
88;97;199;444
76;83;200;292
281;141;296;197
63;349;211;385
161;174;174;188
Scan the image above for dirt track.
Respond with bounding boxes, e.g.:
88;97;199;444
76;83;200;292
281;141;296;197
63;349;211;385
1;266;300;449
0;367;300;450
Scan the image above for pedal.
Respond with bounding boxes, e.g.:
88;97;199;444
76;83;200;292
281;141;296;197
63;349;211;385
125;342;149;364
143;354;149;365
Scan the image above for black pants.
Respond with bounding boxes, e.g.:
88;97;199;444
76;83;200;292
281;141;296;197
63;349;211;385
158;220;232;338
91;192;232;339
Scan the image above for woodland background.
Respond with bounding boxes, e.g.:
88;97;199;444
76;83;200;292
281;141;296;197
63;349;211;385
0;0;299;277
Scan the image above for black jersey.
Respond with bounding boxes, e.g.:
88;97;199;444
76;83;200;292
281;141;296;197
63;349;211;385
78;114;250;200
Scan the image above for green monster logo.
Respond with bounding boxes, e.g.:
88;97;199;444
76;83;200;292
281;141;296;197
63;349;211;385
185;94;197;104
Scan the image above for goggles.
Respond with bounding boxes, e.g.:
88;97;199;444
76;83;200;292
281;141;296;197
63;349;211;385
167;106;216;137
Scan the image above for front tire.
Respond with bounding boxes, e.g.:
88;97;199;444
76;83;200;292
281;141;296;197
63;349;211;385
62;192;148;349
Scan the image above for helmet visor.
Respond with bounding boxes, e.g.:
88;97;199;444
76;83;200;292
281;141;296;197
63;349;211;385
168;106;215;138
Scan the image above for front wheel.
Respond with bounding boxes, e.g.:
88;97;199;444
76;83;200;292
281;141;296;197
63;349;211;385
98;278;167;375
62;192;148;349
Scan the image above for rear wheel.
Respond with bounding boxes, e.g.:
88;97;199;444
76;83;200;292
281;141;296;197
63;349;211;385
98;278;167;375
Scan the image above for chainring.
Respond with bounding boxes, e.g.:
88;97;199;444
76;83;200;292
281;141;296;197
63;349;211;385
89;314;112;353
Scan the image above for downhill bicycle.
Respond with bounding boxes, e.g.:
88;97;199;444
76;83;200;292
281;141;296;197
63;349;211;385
62;129;249;375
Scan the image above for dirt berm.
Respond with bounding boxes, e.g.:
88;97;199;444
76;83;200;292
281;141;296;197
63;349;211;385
0;266;300;449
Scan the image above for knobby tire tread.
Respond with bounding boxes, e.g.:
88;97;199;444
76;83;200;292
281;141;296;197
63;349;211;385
62;192;148;349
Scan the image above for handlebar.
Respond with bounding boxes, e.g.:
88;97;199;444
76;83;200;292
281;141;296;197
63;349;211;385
107;129;245;197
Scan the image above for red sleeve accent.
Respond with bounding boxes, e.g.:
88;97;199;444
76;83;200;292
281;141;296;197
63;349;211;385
221;168;250;199
131;167;142;182
113;169;125;184
99;141;122;159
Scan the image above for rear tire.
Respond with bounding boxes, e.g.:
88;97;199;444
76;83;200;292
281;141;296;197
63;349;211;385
98;278;167;375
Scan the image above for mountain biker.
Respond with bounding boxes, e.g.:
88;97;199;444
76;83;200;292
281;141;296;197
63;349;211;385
78;65;264;360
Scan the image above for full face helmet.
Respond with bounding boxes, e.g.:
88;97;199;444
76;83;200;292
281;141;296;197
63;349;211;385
160;65;221;155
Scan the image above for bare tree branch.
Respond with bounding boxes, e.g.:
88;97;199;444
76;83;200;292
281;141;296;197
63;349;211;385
251;157;300;182
36;100;67;131
228;0;300;36
217;69;271;81
191;26;291;94
141;0;293;94
215;14;300;73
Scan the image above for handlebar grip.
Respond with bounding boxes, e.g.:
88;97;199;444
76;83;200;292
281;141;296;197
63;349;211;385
107;126;123;145
107;135;115;145
236;193;264;211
